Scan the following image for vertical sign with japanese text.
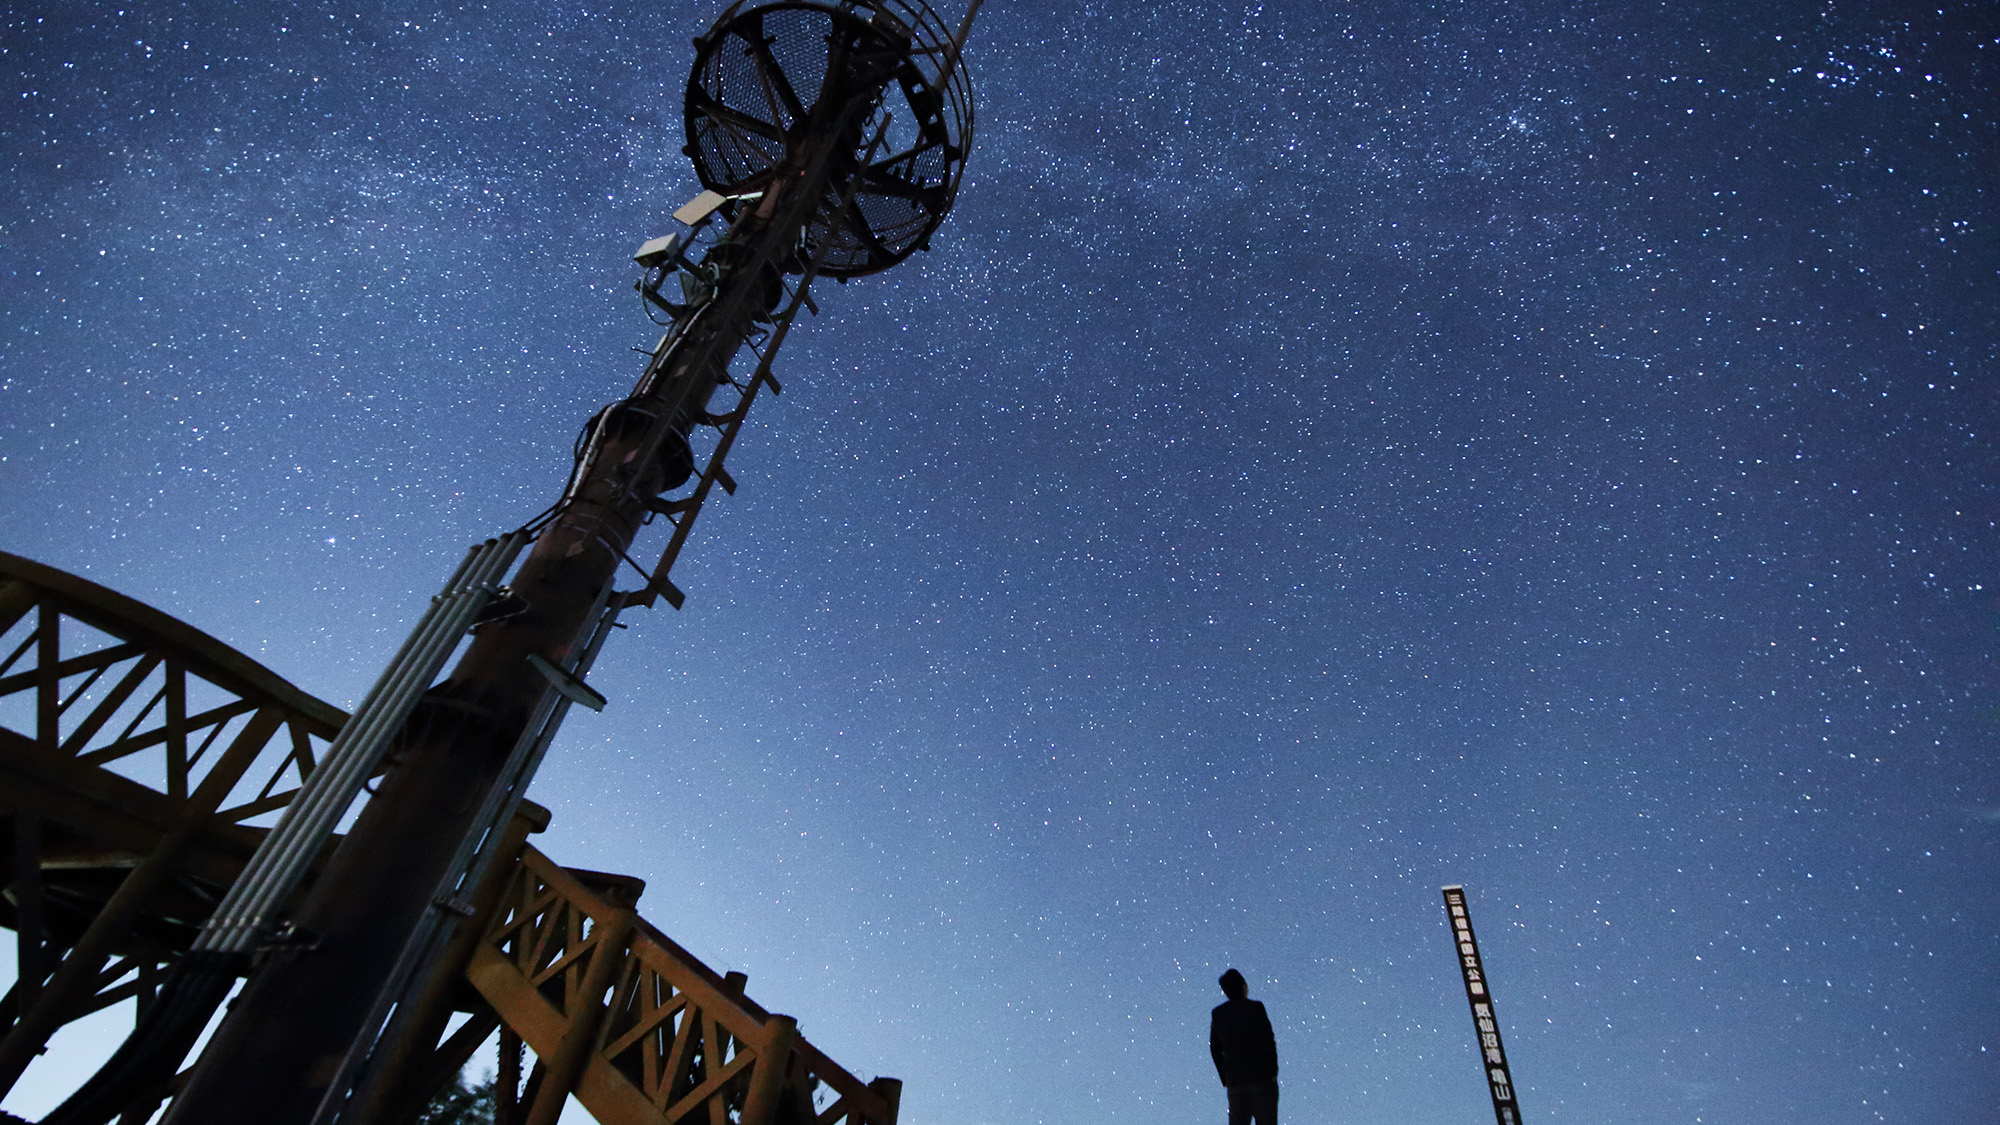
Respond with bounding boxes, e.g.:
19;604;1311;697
1441;885;1522;1125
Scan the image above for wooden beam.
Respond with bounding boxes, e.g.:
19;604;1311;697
55;654;163;758
522;908;634;1125
11;813;46;1011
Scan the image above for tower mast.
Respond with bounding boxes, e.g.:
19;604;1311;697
43;4;977;1122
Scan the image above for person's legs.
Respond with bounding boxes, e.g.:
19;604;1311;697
1227;1082;1279;1125
1250;1080;1279;1125
1225;1084;1252;1125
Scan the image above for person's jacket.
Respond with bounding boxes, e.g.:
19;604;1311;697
1209;998;1278;1086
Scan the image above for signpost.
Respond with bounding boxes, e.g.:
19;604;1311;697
1441;885;1522;1125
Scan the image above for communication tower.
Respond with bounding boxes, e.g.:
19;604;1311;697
4;2;979;1122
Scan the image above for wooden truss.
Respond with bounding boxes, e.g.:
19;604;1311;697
461;846;899;1125
0;553;899;1125
0;551;344;1097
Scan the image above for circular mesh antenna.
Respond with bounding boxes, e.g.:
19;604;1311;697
684;0;973;277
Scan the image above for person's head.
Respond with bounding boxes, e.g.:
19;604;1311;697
1218;968;1248;1000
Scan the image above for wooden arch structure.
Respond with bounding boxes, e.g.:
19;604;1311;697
0;551;345;1100
0;553;899;1125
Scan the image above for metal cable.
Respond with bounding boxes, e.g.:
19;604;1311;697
194;533;525;954
311;593;623;1124
42;534;527;1125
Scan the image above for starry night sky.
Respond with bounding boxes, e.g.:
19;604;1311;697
3;1;1996;1123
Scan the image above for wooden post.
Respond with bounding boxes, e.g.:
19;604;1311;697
520;908;634;1125
739;1015;799;1125
0;708;288;1097
868;1077;903;1125
494;1027;522;1125
11;813;45;1012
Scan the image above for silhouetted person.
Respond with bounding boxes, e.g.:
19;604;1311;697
1200;964;1280;1120
1209;968;1278;1125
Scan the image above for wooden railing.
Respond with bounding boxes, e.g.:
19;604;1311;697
469;846;900;1125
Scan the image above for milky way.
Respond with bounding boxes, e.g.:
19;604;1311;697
2;2;1994;1122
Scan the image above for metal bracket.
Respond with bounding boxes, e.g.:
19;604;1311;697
474;588;530;625
432;895;477;919
255;921;323;957
525;653;607;713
